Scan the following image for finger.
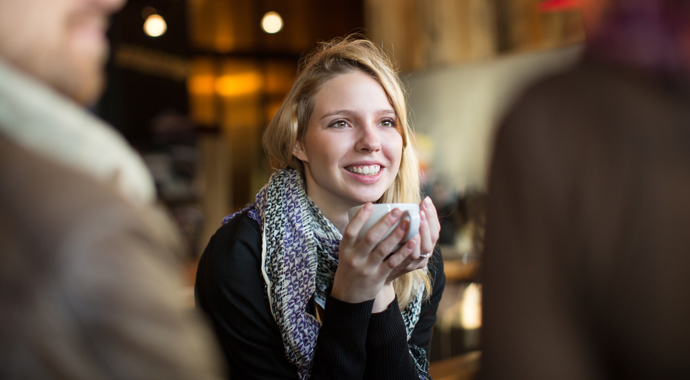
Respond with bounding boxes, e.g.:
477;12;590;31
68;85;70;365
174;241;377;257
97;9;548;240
415;245;432;269
407;258;429;273
415;256;431;270
402;240;429;272
384;237;416;269
342;203;374;249
370;216;409;264
418;210;435;256
358;208;403;257
421;197;441;243
384;237;426;284
387;234;421;272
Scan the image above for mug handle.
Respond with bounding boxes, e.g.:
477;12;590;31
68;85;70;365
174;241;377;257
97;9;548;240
401;209;421;243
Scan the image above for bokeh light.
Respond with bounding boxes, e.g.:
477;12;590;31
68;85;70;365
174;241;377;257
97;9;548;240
261;12;283;34
461;283;482;330
144;14;167;37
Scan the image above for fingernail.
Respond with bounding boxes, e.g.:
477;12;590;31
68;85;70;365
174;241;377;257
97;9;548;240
399;219;410;231
424;196;432;207
420;210;426;222
390;208;402;220
363;203;373;212
407;240;415;249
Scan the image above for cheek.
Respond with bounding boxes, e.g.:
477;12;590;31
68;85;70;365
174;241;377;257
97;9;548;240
0;10;54;65
314;134;351;160
384;133;404;164
302;135;338;167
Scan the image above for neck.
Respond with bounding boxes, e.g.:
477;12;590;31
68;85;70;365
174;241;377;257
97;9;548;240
308;193;352;234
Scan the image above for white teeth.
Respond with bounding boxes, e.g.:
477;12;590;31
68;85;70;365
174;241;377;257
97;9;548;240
346;165;381;175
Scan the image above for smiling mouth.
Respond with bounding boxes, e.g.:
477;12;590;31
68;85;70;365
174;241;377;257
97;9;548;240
345;165;381;175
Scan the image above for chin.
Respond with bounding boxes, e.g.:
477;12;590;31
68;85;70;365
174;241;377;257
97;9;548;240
58;49;108;104
352;191;387;205
65;70;104;105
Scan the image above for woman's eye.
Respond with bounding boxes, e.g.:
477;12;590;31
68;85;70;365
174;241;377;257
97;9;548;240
329;120;349;128
380;119;397;128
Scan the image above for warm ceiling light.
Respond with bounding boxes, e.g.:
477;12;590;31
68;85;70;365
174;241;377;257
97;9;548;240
261;11;283;34
215;72;263;97
144;14;167;37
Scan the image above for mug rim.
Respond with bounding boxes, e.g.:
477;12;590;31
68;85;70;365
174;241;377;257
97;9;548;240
348;202;420;219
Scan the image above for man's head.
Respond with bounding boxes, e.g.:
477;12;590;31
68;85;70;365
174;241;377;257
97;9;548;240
0;0;125;105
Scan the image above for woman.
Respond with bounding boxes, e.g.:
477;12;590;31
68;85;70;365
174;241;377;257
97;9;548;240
195;36;445;380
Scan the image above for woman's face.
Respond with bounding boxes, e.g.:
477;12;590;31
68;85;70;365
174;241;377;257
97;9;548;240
293;70;403;211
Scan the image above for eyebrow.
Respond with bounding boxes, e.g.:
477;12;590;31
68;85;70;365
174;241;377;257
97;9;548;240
319;109;397;120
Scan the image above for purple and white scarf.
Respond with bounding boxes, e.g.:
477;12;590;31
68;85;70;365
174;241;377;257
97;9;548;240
223;168;428;379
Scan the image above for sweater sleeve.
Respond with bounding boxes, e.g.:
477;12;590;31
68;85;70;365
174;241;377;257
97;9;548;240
363;247;446;380
311;295;374;379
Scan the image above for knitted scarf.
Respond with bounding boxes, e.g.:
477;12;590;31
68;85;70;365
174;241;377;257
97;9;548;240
222;168;429;379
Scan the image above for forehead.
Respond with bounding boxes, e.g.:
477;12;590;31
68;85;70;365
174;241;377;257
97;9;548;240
312;71;395;114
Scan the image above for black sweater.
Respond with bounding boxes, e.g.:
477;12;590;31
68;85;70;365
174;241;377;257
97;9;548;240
195;210;445;379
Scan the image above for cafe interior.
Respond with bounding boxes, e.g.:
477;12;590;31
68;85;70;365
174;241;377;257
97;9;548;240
99;0;586;378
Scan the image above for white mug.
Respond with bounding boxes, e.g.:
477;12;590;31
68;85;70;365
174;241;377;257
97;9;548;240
348;203;420;252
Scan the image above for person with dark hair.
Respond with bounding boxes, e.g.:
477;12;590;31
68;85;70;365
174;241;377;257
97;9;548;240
482;0;690;379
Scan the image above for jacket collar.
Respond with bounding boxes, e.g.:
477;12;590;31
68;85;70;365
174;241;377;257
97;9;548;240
0;58;155;206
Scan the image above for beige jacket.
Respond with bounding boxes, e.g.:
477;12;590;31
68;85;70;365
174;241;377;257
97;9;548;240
0;60;224;379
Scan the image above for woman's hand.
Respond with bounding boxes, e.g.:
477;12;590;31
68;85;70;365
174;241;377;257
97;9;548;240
371;197;441;310
331;198;441;312
379;197;441;285
332;203;414;305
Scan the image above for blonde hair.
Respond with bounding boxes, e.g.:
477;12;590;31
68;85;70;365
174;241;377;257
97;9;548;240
263;35;432;307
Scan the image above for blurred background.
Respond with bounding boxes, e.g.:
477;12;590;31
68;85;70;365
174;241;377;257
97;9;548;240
98;0;586;378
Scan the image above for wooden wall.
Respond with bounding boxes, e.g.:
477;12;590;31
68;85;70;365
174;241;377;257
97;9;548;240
366;0;585;71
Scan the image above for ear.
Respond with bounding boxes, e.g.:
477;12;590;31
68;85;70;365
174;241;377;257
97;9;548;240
292;139;308;162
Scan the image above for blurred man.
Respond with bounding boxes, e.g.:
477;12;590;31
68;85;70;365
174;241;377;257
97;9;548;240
482;0;690;379
0;0;223;378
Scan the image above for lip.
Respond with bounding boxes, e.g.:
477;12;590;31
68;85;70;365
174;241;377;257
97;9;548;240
70;15;108;44
345;160;384;167
343;161;385;184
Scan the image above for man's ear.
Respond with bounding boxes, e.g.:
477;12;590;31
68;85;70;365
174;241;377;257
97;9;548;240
293;140;308;162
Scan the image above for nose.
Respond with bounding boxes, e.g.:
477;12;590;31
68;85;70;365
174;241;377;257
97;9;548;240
355;124;382;153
